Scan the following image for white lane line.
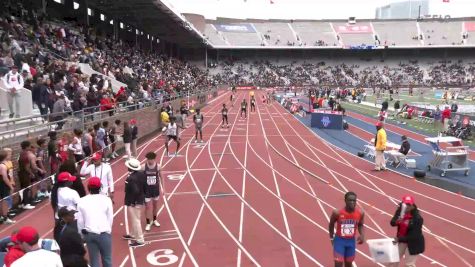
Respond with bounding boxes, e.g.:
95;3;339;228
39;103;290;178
211;122;325;265
266;103;389;235
237;93;250;267
183;92;261;267
118;91;232;266
118;255;129;267
254;99;299;266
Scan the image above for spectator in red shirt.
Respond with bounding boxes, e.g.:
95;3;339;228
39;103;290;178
441;106;452;131
4;232;25;267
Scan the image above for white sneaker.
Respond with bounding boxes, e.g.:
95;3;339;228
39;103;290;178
194;140;198;143
153;220;161;227
4;218;15;224
145;223;152;231
23;204;35;210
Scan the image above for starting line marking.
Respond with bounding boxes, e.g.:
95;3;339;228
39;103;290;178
164;191;199;196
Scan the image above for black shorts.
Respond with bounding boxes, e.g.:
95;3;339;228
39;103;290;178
145;186;160;200
195;125;202;131
167;135;178;141
241;108;246;112
0;184;10;198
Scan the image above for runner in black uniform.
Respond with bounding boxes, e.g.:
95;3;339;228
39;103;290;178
250;96;256;112
221;104;229;128
240;99;248;119
143;152;161;231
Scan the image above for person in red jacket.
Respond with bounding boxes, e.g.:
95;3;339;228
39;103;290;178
100;93;115;116
441;106;452;132
4;231;26;267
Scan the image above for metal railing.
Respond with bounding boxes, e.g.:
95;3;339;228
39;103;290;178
0;87;219;146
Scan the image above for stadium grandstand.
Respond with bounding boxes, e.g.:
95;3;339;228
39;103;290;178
0;0;474;267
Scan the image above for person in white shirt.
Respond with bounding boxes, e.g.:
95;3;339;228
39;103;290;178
2;66;24;118
76;177;113;267
11;226;63;267
80;152;114;201
52;172;80;241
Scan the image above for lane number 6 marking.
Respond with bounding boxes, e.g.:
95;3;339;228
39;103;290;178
146;249;179;266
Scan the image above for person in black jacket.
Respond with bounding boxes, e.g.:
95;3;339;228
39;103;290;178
130;119;138;157
390;135;411;167
122;158;147;248
122;121;132;159
388;195;424;267
57;206;87;265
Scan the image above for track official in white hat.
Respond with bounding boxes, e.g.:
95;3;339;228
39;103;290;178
122;158;147;248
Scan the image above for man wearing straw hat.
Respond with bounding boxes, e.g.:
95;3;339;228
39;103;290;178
122;158;147;248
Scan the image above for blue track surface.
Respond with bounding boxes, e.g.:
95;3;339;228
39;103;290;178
296;114;475;193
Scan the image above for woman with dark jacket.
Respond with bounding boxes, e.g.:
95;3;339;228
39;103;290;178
389;195;425;267
123;121;132;158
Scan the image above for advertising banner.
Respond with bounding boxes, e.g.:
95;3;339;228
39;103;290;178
214;24;256;33
335;25;372;34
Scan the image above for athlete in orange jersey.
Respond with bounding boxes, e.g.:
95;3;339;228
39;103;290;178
329;192;365;267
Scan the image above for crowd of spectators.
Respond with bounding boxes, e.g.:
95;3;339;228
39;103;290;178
0;2;213;122
210;58;475;89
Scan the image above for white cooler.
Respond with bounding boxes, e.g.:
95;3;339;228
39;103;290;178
367;238;400;263
405;159;417;168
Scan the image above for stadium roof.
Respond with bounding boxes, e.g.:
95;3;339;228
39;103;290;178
87;0;206;48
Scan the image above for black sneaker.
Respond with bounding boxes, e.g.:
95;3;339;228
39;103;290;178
129;241;145;248
122;234;134;240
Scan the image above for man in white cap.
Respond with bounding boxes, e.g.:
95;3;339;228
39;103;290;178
3;66;24;118
76;177;113;267
122;158;147;248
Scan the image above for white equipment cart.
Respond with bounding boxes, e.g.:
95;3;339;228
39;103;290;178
425;136;470;177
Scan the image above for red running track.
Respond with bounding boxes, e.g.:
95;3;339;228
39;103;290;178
2;91;475;267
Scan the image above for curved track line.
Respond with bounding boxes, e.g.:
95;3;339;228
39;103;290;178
266;97;474;265
265;130;471;263
261;98;465;265
262;99;389;237
242;98;448;266
261;97;472;264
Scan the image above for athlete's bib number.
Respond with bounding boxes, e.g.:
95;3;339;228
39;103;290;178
223;111;227;115
195;119;201;123
166;127;176;136
341;224;355;237
147;176;157;185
